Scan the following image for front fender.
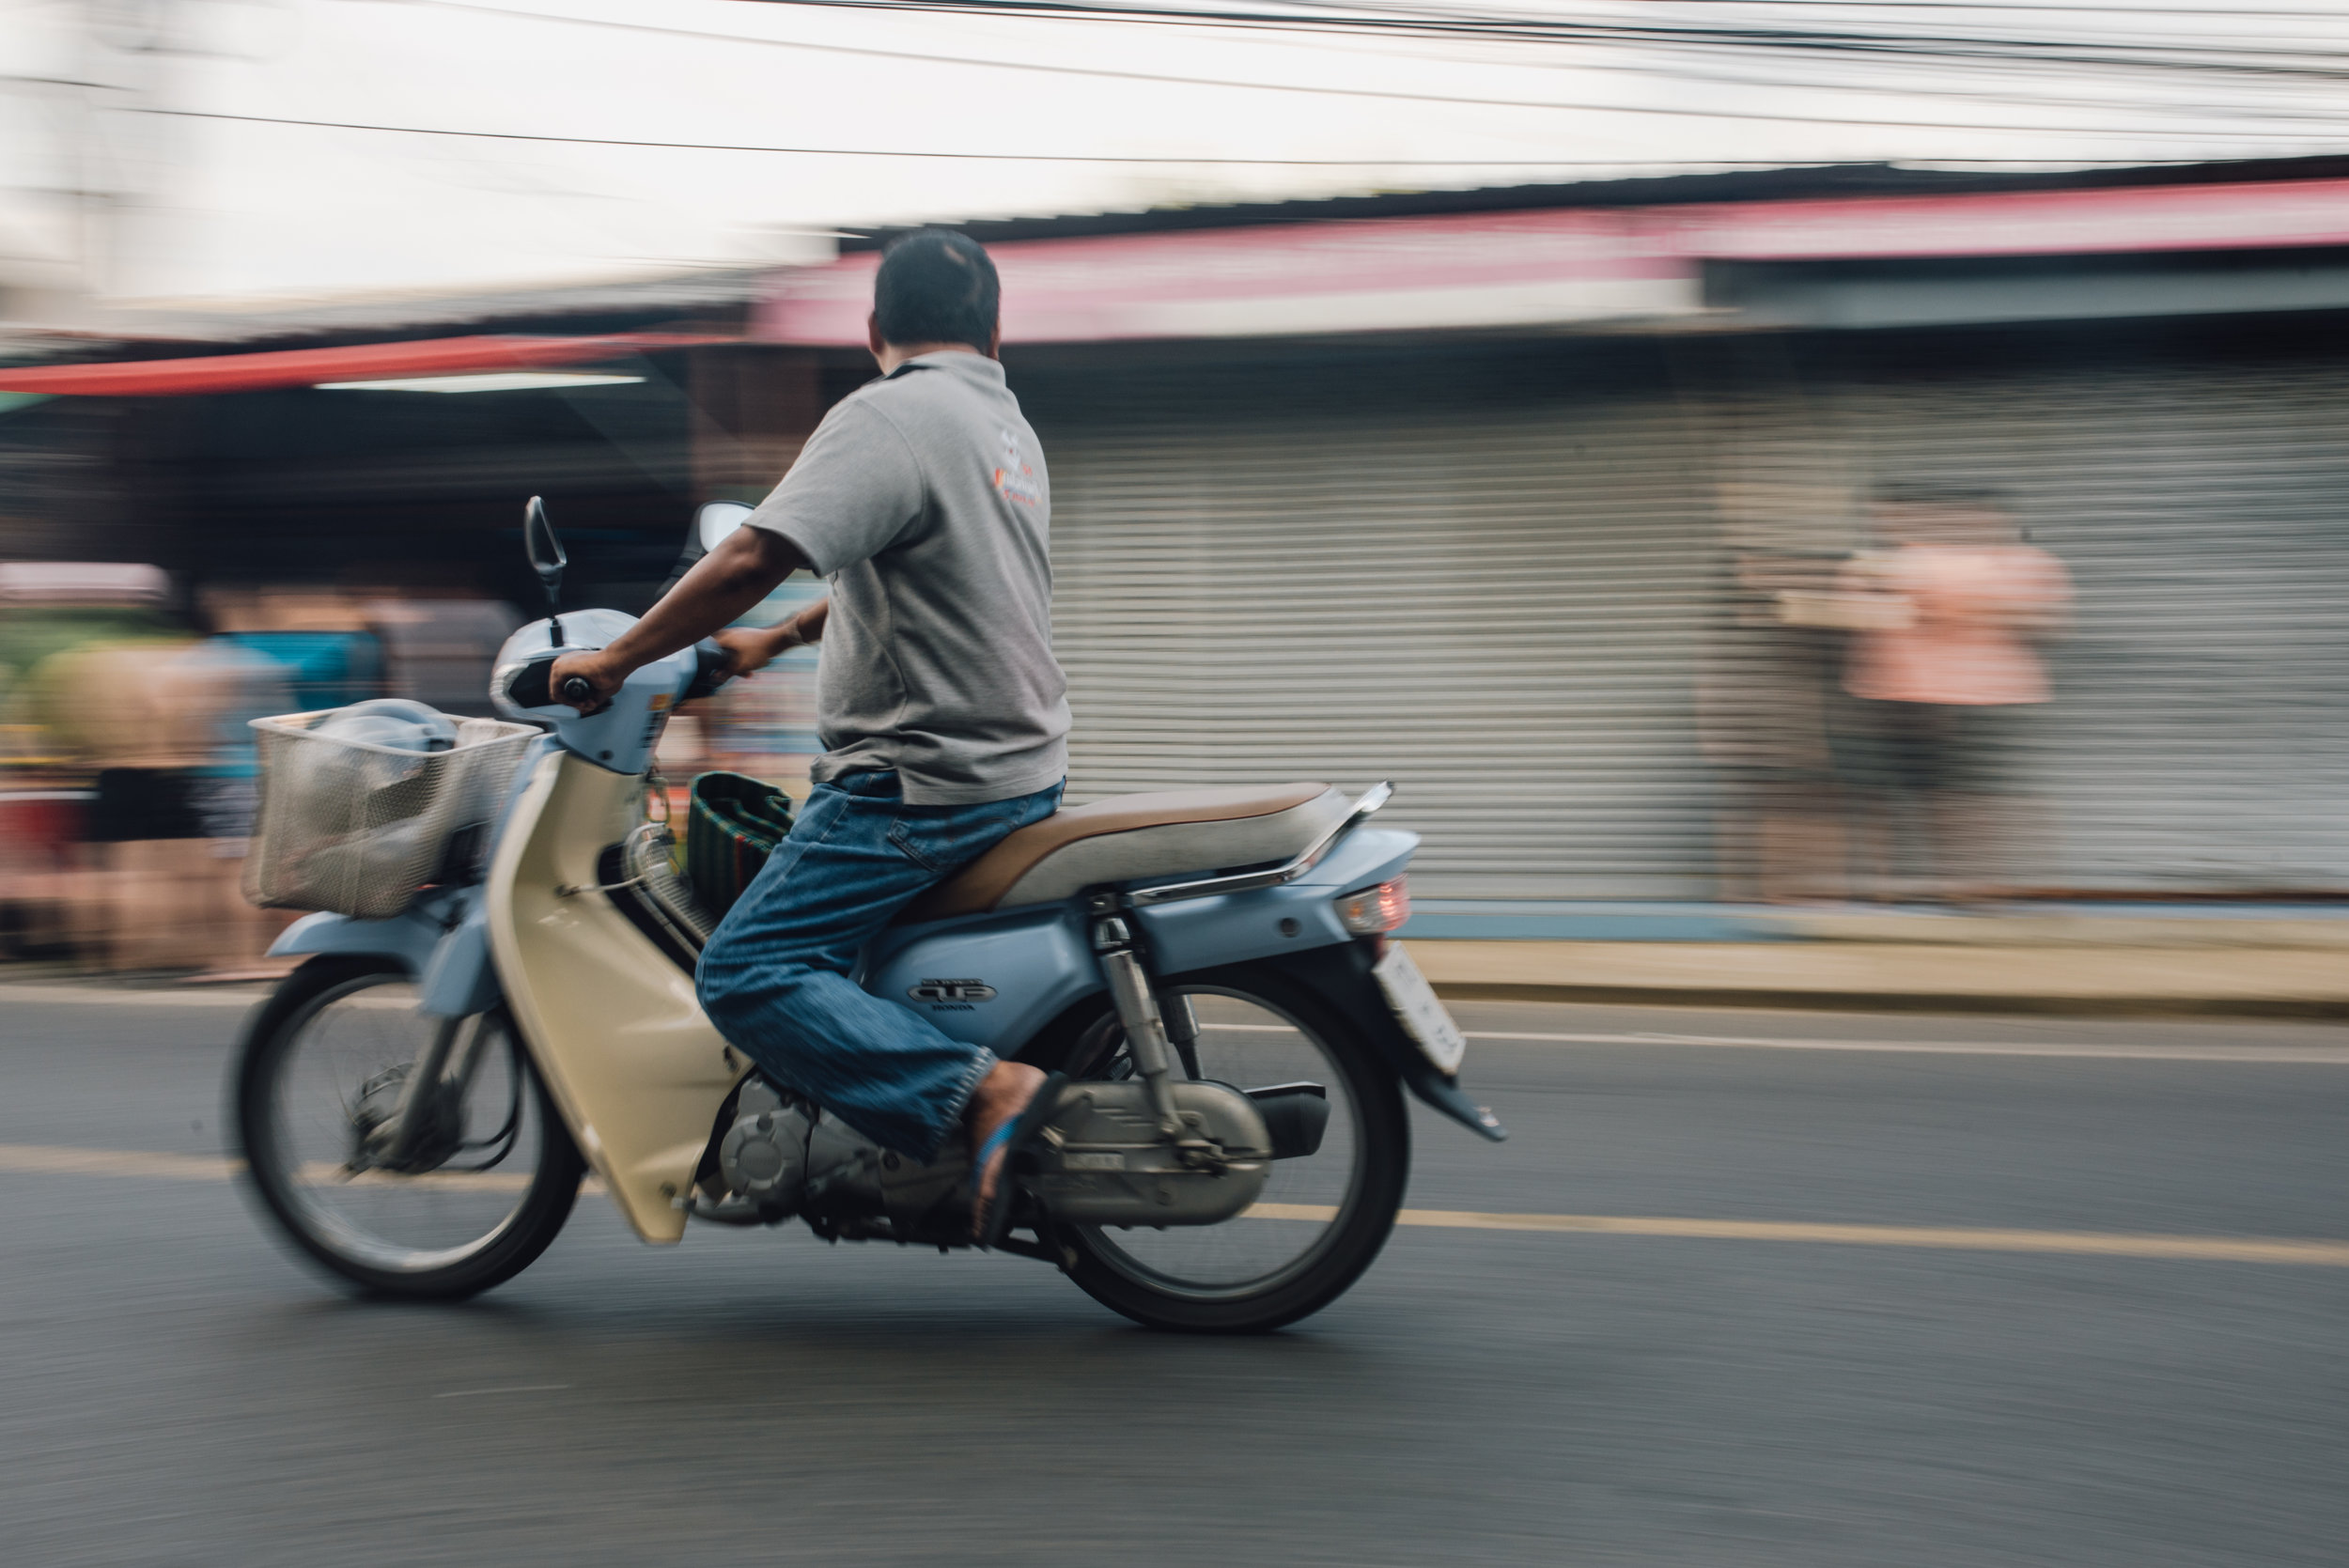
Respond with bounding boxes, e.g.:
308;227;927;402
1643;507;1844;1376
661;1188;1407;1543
266;889;499;1020
269;897;453;976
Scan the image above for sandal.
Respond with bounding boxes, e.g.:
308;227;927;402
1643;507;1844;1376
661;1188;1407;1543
970;1072;1067;1249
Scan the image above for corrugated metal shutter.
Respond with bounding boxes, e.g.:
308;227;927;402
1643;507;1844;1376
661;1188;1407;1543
1024;352;1721;900
1815;350;2349;893
1022;334;2349;902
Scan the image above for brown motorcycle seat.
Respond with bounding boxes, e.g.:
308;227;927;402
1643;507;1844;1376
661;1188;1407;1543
898;782;1346;924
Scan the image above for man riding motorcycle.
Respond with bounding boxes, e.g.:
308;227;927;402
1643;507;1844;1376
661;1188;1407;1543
549;228;1067;1242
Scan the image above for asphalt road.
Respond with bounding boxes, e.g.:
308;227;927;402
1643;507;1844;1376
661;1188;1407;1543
4;984;2345;1567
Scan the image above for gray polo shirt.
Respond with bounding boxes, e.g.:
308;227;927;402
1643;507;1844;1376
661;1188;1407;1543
743;350;1069;805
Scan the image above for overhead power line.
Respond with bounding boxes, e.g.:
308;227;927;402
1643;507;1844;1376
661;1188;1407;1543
133;103;2341;158
117;105;1779;160
705;0;2349;62
356;0;2349;134
705;0;2349;79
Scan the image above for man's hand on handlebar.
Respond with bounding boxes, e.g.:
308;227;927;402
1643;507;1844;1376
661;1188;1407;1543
533;528;818;716
711;614;811;680
546;650;625;716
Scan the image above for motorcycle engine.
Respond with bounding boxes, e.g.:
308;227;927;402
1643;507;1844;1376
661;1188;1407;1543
699;1076;964;1239
705;1078;876;1222
714;1079;811;1213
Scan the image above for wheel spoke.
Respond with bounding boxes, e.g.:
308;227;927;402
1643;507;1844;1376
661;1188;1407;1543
254;974;549;1274
1077;986;1369;1300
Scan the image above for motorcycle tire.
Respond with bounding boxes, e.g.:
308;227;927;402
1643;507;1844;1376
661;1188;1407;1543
1034;962;1409;1335
232;955;584;1301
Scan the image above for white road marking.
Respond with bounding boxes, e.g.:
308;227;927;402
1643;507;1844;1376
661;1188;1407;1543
10;986;2343;1062
1202;1022;2349;1063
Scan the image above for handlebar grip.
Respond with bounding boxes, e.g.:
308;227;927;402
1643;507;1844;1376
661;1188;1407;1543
557;675;596;707
503;660;554;708
683;637;733;701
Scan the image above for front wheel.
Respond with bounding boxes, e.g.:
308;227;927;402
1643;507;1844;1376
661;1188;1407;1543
1033;963;1409;1334
232;955;584;1300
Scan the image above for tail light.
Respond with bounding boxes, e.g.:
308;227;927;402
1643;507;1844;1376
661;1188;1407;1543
1334;876;1410;936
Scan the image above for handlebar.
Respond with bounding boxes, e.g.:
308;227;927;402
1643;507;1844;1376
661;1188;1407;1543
683;639;733;701
504;659;555;709
503;639;733;713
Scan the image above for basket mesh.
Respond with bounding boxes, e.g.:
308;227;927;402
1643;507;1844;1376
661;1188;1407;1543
243;709;539;919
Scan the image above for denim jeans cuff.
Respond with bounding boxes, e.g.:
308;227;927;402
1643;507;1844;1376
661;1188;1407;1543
939;1046;1001;1149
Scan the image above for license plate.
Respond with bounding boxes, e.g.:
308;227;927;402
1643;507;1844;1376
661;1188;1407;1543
1373;944;1467;1076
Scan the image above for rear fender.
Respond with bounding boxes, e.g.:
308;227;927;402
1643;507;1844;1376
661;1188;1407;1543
1266;939;1507;1142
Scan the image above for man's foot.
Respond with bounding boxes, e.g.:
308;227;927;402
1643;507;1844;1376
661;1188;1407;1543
965;1061;1047;1243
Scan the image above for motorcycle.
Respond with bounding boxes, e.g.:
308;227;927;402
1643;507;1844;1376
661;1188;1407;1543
229;497;1503;1333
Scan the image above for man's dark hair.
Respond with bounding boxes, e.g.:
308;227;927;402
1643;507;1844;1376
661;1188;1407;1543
873;229;1000;350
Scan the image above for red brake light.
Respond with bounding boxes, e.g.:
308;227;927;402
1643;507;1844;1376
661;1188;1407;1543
1334;876;1410;936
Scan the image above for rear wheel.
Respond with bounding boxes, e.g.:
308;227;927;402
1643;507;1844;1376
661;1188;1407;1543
232;955;583;1300
1034;964;1408;1334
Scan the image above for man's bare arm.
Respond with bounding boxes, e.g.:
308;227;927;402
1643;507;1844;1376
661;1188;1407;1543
549;526;809;712
713;594;830;676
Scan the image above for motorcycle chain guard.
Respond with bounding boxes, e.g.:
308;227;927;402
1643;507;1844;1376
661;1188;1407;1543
1034;1079;1272;1227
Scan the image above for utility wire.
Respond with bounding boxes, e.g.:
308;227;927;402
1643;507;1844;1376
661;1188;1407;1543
132;102;2341;153
713;0;2342;49
708;1;2349;83
113;106;1779;159
353;0;2349;132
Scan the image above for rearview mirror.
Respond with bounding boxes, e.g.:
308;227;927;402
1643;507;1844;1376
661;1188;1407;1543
696;500;754;553
523;494;566;604
523;495;568;644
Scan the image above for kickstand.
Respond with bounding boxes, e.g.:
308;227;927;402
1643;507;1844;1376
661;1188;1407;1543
991;1228;1076;1271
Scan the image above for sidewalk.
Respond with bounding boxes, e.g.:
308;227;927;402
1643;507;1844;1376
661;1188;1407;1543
8;907;2347;1019
1406;904;2349;1017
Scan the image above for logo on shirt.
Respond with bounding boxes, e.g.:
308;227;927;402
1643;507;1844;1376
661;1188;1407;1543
992;428;1042;507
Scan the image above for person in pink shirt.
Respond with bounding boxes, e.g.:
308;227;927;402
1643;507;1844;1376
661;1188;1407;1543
1840;488;2072;900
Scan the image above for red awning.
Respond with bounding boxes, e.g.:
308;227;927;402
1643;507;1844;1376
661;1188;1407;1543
0;333;723;397
761;177;2349;345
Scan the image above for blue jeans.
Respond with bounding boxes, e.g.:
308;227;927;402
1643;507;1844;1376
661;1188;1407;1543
695;769;1064;1160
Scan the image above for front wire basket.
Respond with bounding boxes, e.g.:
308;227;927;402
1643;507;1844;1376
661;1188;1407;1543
243;709;539;919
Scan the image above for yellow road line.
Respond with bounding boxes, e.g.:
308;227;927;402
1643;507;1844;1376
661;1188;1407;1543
1245;1203;2349;1265
0;1144;242;1180
0;984;261;1009
0;1144;591;1194
7;1143;2341;1266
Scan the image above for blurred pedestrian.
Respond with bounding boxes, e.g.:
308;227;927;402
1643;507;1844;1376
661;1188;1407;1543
1838;487;2072;900
19;634;293;970
1696;550;1846;902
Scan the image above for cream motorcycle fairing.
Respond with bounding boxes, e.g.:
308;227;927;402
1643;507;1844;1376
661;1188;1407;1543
485;748;740;1243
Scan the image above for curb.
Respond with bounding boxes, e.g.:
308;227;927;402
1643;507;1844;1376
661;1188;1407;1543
1427;982;2349;1020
